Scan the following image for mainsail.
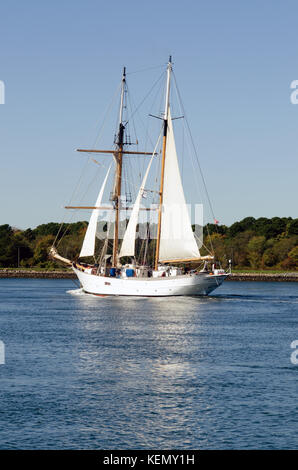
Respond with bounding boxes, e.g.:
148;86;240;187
158;110;201;262
79;164;112;258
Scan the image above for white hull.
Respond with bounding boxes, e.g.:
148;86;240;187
73;267;228;297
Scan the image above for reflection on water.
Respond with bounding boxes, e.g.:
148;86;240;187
0;279;297;449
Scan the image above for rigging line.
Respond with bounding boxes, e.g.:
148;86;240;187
68;80;121;207
56;210;82;248
185;136;215;253
119;162;156;197
61;82;122;227
172;71;218;224
118;133;162;231
60;156;106;238
126;83;143;175
97;213;114;264
194;233;214;256
119;131;162;259
125;81;159;152
97;238;108;266
53;221;66;248
171;73;216;254
137;235;145;266
57;163;108;247
172;76;185;179
123;73;165;194
142;228;149;266
59;100;162;249
74;161;106;208
53;159;91;247
126;63;165;75
109;130;163;200
183;128;204;208
181;121;215;255
91;81;122;150
64;155;92;216
54;81;123;251
146;72;166;146
126;70;165;125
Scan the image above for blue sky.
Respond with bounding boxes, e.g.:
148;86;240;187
0;0;297;229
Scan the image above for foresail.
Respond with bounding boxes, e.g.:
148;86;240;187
79;164;112;258
159;111;200;262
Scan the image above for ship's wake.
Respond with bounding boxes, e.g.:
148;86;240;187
66;288;86;296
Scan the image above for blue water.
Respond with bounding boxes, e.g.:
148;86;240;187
0;278;297;449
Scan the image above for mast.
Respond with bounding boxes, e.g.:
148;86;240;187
155;56;172;270
112;66;126;267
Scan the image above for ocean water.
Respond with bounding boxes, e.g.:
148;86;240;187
0;278;297;449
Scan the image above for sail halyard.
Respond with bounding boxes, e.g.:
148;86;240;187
79;164;112;258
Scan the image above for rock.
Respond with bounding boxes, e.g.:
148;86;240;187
0;269;76;279
226;272;298;282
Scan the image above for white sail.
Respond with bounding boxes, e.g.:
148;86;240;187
79;164;111;257
119;153;155;258
159;110;200;262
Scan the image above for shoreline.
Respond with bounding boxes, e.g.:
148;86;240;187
0;269;297;282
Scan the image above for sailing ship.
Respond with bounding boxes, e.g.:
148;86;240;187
50;57;230;296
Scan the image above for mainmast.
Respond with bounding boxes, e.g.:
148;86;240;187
155;56;172;270
112;66;126;267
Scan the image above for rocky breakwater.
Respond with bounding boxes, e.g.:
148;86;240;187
0;269;76;279
227;272;298;282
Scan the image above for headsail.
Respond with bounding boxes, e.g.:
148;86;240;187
158;110;201;262
79;164;112;258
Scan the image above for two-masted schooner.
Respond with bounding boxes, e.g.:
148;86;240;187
50;57;229;296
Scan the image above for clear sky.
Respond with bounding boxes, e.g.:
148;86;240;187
0;0;297;229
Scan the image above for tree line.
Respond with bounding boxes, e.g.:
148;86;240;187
0;216;297;270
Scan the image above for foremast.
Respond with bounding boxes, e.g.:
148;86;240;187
112;67;126;267
155;56;172;271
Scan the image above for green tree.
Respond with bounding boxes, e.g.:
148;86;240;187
288;246;298;268
33;235;55;267
228;217;256;237
272;237;297;265
261;248;277;268
0;225;14;266
288;219;298;236
247;236;266;269
226;230;253;267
